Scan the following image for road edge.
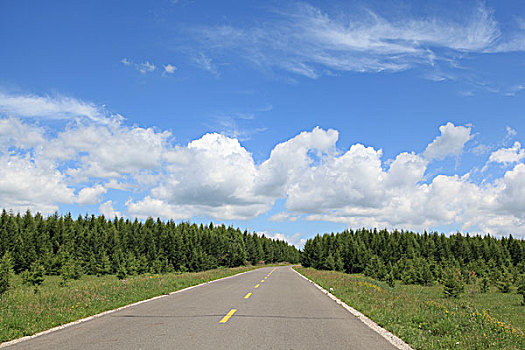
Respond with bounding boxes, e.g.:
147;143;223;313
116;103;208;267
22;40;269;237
0;267;264;348
292;266;413;350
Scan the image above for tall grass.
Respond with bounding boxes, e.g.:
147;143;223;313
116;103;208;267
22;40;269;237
0;266;260;343
295;267;525;350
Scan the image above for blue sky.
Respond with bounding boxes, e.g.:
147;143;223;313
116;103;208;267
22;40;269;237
1;0;525;246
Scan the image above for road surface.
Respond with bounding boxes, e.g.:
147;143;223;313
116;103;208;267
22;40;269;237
6;266;398;349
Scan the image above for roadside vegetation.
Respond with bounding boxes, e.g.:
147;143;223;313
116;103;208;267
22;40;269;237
0;209;300;344
298;228;525;349
295;267;524;349
0;210;300;277
0;266;268;343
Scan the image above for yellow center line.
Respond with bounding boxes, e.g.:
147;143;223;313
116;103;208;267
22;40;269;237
244;292;252;299
261;279;265;282
219;309;237;323
254;284;260;288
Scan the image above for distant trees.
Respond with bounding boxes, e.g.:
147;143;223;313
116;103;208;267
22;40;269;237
0;210;301;281
301;228;525;292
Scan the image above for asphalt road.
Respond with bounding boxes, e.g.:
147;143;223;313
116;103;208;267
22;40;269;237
7;266;398;349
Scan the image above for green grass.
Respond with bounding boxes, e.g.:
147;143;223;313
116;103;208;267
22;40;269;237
0;266;267;343
295;267;525;350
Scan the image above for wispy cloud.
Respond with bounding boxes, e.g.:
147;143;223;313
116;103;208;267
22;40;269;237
187;2;504;78
193;53;219;76
0;91;118;124
121;58;157;74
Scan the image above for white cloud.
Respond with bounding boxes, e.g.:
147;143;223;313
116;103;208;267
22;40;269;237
141;133;273;219
138;61;156;73
190;3;502;77
163;64;177;74
424;122;472;160
0;154;75;214
0;91;113;123
76;184;107;205
0;117;45;151
264;232;306;249
506;126;517;138
488;142;525;165
1;99;525;237
120;58;157;74
193;53;218;75
255;127;338;197
268;212;299;222
99;200;121;218
46;122;171;180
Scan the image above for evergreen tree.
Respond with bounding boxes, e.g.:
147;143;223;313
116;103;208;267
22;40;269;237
443;269;464;298
0;251;14;296
517;276;525;305
116;264;127;280
28;261;45;293
480;276;490;293
496;271;512;293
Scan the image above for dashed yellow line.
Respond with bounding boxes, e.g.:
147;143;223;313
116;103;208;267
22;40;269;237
261;279;265;283
244;292;252;299
219;309;237;323
254;284;260;288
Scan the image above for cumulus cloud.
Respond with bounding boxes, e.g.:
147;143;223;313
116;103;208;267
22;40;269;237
139;133;273;219
76;184;107;205
1;99;524;237
488;142;525;165
0;154;75;214
99;200;121;218
0;117;45;150
424;122;472;160
49;123;171;180
264;232;306;249
163;64;177;74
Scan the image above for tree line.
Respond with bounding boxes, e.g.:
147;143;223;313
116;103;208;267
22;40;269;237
301;228;525;298
0;210;301;280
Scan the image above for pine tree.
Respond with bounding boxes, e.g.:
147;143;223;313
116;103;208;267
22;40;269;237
116;264;127;280
323;253;335;270
334;250;344;272
480;276;490;293
443;269;464;298
386;272;395;288
496;271;512;293
0;251;14;296
60;257;82;284
517;276;525;305
28;261;45;293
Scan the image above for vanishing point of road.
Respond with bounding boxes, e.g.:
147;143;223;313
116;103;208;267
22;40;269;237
6;266;398;349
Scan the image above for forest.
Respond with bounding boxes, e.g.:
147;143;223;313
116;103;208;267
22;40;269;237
0;209;301;282
301;228;525;296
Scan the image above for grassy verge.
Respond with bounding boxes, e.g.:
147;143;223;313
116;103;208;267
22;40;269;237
294;267;525;350
0;265;267;343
